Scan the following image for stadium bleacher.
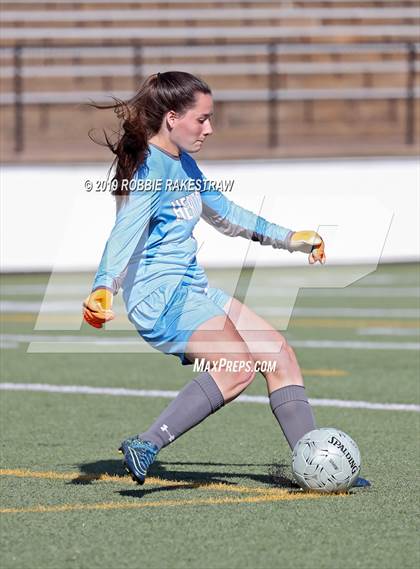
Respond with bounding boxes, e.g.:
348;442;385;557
0;0;419;161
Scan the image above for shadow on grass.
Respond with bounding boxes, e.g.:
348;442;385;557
69;457;299;496
69;459;126;484
119;461;299;499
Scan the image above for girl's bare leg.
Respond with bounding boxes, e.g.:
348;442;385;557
221;297;303;393
219;297;316;450
184;313;256;402
137;313;257;450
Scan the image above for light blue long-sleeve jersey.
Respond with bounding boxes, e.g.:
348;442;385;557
92;144;293;314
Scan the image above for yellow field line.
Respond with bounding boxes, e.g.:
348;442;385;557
302;368;348;377
0;315;77;323
0;467;346;514
1;468;78;481
0;490;339;515
290;318;420;328
0;468;289;495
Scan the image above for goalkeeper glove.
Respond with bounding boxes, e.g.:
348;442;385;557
83;288;115;329
289;230;326;264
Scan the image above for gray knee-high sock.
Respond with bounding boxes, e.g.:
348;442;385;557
139;372;224;450
269;385;316;450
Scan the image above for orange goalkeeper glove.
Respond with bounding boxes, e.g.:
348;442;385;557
289;230;326;264
83;288;115;329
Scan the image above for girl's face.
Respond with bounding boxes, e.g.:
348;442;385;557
168;92;214;153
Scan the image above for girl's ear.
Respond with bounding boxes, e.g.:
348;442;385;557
166;110;178;130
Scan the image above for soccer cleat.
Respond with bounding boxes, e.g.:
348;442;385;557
120;438;159;485
353;476;371;488
118;435;139;454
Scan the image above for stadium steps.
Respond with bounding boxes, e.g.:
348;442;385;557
1;1;419;160
1;98;418;162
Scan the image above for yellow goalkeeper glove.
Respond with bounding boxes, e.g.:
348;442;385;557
83;288;115;329
289;230;326;264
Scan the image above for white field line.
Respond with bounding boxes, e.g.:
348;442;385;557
357;327;420;337
250;287;420;298
1;301;81;312
269;275;418;286
1;334;419;351
258;307;420;318
1;301;420;319
1;285;419;298
0;383;419;413
1;342;19;349
1;334;139;343
291;340;420;350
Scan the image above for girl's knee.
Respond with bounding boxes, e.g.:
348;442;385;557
278;341;298;365
214;358;256;399
222;356;256;389
263;341;303;387
234;365;256;389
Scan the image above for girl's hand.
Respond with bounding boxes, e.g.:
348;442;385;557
289;230;326;265
83;288;115;328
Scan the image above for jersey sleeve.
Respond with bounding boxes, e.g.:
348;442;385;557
200;185;293;251
92;182;161;294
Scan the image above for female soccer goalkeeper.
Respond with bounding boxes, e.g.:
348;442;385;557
83;71;328;485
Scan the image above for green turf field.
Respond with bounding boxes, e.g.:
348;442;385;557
1;263;419;569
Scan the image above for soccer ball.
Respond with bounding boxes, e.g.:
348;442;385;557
292;428;361;493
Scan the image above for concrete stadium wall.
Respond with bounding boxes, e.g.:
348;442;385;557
1;158;418;272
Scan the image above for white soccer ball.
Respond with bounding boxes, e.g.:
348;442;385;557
292;428;361;493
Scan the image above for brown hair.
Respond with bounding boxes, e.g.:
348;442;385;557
90;71;211;208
